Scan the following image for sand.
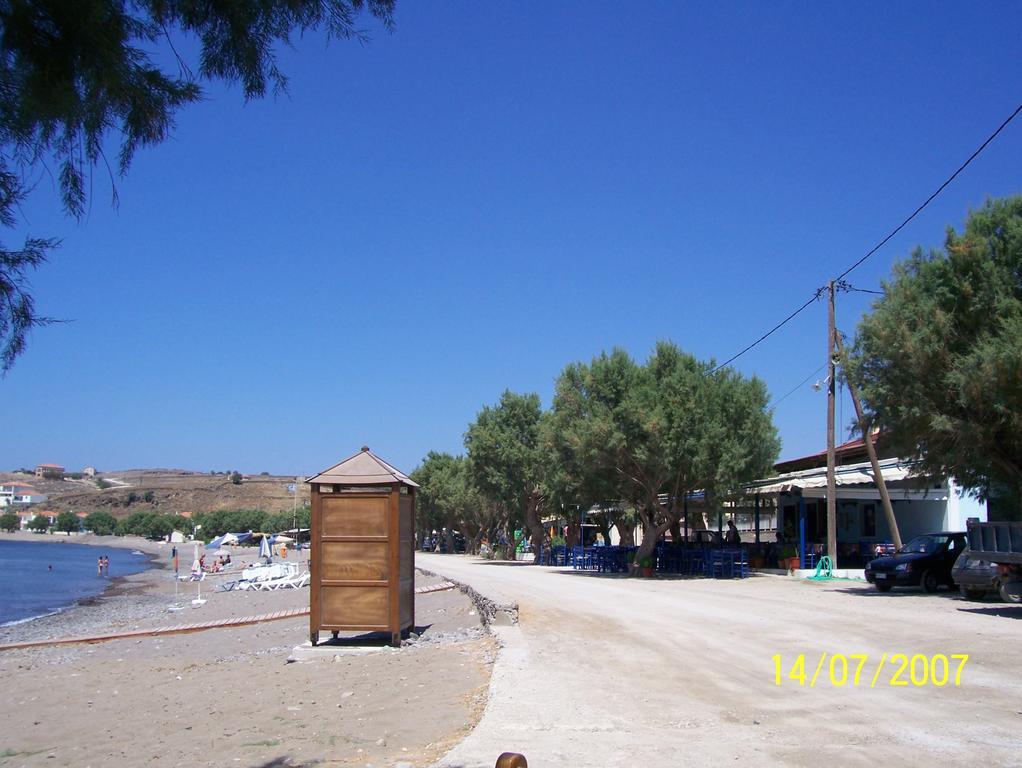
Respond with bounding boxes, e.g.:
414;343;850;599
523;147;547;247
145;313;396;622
0;534;496;768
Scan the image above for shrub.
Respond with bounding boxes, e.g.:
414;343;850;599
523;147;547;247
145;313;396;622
55;511;80;534
0;511;19;532
27;515;49;532
85;511;118;536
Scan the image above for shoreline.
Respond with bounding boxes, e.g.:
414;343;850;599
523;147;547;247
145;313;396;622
0;532;180;643
0;546;495;767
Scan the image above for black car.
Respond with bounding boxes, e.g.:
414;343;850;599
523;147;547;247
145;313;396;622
864;532;967;593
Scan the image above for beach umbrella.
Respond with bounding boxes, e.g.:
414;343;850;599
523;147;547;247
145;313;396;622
190;543;206;606
273;534;294;543
259;534;272;561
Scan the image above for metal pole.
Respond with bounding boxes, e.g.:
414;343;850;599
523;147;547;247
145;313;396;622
827;279;838;568
292;477;298;560
579;506;585;567
683;495;689;543
799;496;806;568
754;494;761;544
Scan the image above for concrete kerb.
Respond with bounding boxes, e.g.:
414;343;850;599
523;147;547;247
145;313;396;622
416;566;519;629
288;568;516;662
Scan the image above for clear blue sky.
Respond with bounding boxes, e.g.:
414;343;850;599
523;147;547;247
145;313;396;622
4;1;1022;478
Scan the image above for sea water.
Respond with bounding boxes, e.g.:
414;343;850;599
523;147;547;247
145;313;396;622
0;538;151;626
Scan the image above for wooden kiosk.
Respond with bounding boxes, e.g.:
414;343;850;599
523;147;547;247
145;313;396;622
307;447;417;647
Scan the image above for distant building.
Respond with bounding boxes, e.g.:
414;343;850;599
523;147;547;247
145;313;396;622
35;463;65;478
83;466;97;478
18;509;57;529
0;483;48;507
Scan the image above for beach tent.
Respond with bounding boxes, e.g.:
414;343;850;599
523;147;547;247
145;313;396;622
205;532;243;550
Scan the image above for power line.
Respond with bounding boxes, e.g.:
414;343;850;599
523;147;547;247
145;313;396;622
769;362;828;409
711;99;1022;373
835;280;883;296
707;286;826;374
835;100;1022;281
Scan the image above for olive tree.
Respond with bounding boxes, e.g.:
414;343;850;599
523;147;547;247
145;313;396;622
465;391;551;556
549;342;779;571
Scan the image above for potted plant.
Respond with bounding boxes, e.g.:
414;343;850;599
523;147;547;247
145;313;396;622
634;554;654;578
778;543;797;569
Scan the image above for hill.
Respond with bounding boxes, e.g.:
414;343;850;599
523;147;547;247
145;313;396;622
1;470;311;518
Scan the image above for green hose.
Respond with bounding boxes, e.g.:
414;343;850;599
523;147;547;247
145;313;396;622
811;556;834;579
805;554;865;581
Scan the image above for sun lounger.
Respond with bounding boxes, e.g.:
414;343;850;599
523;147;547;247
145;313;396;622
251;571;310;591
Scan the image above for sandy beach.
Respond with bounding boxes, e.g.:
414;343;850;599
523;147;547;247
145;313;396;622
0;533;496;768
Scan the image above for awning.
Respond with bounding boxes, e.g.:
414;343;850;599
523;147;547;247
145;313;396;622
747;459;914;495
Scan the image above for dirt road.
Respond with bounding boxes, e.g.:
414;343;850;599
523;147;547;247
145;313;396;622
418;553;1021;768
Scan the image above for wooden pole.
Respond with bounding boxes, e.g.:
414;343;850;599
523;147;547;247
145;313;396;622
834;334;903;549
826;280;838;567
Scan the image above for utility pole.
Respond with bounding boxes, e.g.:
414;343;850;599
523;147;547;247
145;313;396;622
834;334;903;549
826;280;838;568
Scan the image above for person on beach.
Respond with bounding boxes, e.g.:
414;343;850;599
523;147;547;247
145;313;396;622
104;556;110;575
97;557;103;576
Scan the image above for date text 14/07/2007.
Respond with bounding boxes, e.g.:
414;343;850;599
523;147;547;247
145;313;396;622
771;653;968;688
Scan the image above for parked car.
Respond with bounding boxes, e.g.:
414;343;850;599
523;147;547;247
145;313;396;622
952;549;1022;603
952;550;999;600
864;532;967;593
966;520;1022;604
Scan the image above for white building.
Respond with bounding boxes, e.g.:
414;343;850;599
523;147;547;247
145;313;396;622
0;483;48;507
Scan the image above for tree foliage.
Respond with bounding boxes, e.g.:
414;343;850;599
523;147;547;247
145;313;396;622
191;506;309;538
411;451;488;550
547;342;779;563
26;513;48;532
465;391;551;553
55;510;80;534
849;196;1022;502
0;511;18;532
85;511;119;535
0;0;394;370
410;343;780;570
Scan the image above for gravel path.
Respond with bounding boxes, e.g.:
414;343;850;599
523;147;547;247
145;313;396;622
418;553;1022;768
